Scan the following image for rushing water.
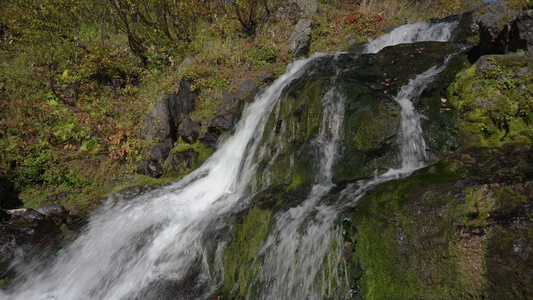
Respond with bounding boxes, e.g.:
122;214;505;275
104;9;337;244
364;19;458;53
4;19;459;300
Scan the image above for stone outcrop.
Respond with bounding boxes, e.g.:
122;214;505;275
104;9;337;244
138;77;198;178
273;2;302;24
178;116;201;144
141;78;197;144
208;75;273;139
139;75;274;178
288;19;313;58
0;204;80;277
293;0;318;15
252;41;467;193
477;2;533;54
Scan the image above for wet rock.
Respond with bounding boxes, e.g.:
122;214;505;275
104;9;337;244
208;75;273;139
36;204;67;225
208;110;240;138
348;147;533;299
289;19;312;58
0;204;78;272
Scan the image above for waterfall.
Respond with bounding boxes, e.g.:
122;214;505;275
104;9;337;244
3;55;325;300
364;19;458;53
393;58;452;172
4;18;459;300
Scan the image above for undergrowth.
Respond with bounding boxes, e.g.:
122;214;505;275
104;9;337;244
0;0;503;214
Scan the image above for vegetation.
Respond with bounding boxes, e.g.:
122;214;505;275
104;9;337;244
0;0;495;213
448;53;533;148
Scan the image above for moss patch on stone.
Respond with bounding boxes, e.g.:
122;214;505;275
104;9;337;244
221;206;272;297
348;147;533;299
448;52;533;148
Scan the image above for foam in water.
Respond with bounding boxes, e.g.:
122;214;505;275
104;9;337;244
4;19;458;299
365;20;458;53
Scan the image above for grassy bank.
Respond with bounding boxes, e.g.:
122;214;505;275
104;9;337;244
0;0;494;214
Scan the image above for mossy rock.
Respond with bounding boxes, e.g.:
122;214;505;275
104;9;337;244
346;147;533;299
448;52;533;149
253;41;468;194
221;206;272;298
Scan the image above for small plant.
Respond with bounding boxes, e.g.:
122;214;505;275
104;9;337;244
245;40;278;68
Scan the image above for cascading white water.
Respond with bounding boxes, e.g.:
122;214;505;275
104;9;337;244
246;20;459;299
365;20;458;53
4;18;459;300
3;55;326;300
392;58;452;172
253;87;345;299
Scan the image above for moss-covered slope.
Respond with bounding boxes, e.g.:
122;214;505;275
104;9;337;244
349;147;533;299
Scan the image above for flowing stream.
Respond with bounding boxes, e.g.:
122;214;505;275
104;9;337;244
4;19;459;300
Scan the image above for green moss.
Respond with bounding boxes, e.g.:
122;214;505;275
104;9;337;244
221;206;272;297
448;53;533;149
252;75;330;192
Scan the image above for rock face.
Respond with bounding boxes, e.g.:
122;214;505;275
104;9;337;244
208;75;273;139
253;41;466;193
0;204;79;279
139;75;273;178
346;147;533;299
288;19;312;58
477;2;533;54
212;8;533;299
141;78;197;143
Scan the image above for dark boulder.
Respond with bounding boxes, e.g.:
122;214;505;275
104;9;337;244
509;9;533;52
138;160;164;178
165;149;199;176
178;116;201;144
36;203;68;225
476;2;533;55
208;76;273;139
149;141;172;164
141;78;197;143
199;132;218;150
138;139;173;178
0;204;77;272
208;110;240;138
